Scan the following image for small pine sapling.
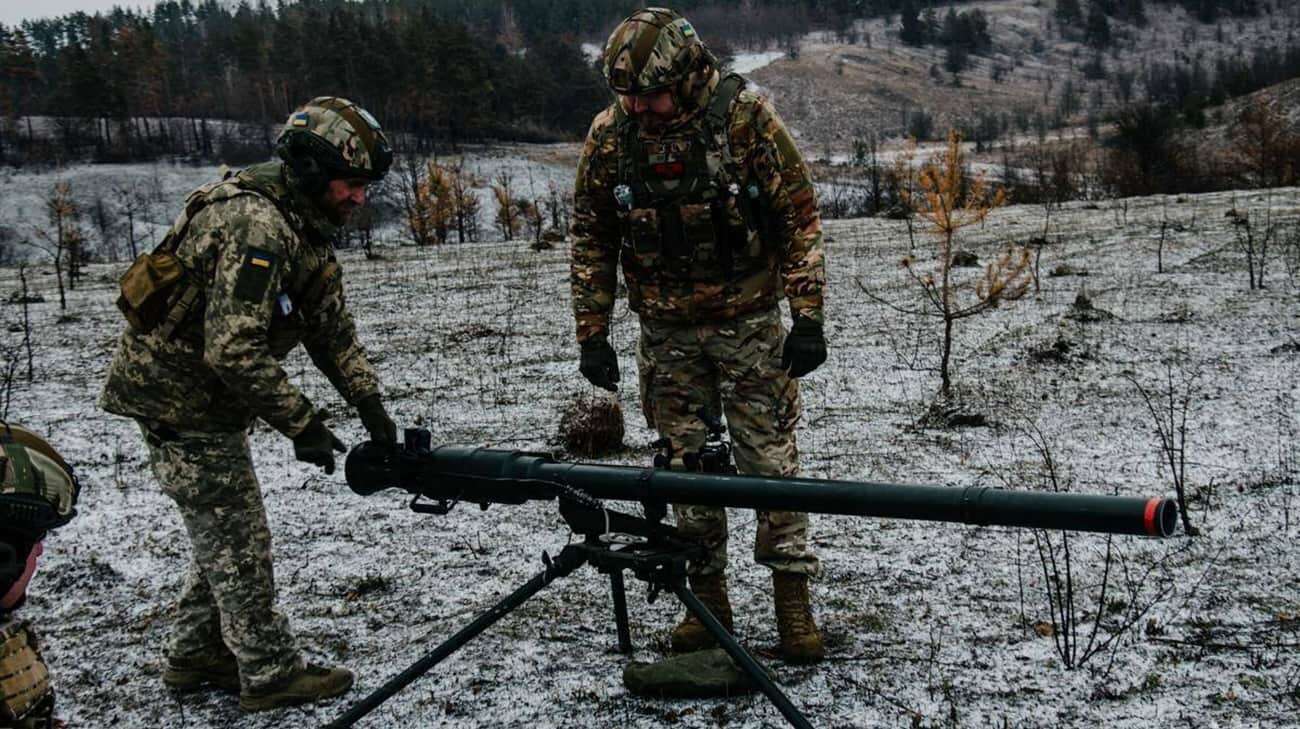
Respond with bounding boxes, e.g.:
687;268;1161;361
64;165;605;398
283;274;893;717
902;130;1029;407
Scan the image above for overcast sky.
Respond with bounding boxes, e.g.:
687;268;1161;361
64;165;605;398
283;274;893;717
2;0;155;28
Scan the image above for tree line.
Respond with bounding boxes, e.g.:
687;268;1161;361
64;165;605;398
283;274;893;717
0;0;982;165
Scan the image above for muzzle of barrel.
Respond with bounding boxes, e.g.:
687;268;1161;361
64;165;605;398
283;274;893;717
1145;497;1179;538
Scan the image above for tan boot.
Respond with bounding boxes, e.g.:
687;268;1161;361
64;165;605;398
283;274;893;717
162;651;240;693
670;573;734;653
239;662;354;712
773;572;824;663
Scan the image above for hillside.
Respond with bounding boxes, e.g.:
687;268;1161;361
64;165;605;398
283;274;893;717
747;1;1300;153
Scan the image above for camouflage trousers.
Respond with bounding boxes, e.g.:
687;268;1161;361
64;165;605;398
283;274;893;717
636;307;820;578
139;423;303;691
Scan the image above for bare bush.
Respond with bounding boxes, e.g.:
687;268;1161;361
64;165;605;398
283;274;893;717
112;182;153;260
1227;195;1277;291
27;181;86;310
394;155;438;246
491;170;528;242
1228;95;1300;189
557;393;625;458
542;181;572;236
1126;363;1200;536
1005;423;1176;673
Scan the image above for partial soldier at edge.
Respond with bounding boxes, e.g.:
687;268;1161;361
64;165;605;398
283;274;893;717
570;8;830;663
1;423;81;729
99;97;399;712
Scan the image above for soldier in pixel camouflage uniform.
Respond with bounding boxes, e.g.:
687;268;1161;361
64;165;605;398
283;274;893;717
571;8;829;662
100;97;398;711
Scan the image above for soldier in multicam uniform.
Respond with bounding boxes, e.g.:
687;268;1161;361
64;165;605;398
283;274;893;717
0;423;80;729
571;8;829;662
99;97;398;711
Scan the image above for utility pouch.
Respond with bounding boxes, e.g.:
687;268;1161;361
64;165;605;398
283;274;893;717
627;208;662;265
680;202;721;273
0;621;51;723
116;249;193;336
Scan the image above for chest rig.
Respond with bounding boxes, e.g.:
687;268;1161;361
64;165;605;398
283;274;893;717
614;74;772;283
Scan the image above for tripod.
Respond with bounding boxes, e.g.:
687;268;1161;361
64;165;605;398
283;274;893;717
324;456;814;728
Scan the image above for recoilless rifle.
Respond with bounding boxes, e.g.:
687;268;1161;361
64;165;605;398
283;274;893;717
327;418;1178;728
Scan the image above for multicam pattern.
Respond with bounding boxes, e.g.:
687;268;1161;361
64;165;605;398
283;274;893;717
284;97;389;177
637;308;821;577
0;426;77;524
602;8;704;95
570;71;826;343
140;425;303;691
99;162;380;439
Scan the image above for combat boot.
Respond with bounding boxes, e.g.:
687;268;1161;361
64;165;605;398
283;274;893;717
238;662;354;712
162;651;240;693
670;573;734;653
773;572;824;663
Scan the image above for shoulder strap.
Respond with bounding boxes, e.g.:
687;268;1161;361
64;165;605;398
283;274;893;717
153;168;238;256
613;104;639;188
704;73;746;146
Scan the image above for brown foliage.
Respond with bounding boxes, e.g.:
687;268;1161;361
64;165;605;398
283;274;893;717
557;393;626;458
903;130;1028;400
1229;95;1300;188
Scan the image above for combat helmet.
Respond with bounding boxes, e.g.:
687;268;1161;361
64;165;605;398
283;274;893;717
276;96;393;194
0;423;79;538
603;8;715;96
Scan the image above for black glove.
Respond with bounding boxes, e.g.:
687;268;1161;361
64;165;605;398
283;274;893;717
579;336;620;392
356;394;397;445
293;416;346;474
781;316;827;379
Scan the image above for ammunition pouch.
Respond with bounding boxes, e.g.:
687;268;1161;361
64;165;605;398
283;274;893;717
0;621;52;725
116;250;201;339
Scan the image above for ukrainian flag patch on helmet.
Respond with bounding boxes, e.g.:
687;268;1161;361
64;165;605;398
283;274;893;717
679;20;695;37
291;111;310;128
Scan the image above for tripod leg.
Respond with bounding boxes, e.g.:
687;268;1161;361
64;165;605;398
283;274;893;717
609;570;632;653
672;584;814;729
324;546;588;728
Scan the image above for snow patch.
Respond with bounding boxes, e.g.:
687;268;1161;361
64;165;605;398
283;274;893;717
731;50;784;75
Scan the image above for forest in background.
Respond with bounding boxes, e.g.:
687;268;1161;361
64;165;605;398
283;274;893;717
0;0;1275;164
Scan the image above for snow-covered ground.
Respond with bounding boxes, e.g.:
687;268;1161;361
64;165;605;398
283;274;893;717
2;185;1298;728
0;150;580;263
731;50;786;75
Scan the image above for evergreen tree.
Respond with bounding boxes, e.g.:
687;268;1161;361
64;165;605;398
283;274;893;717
1056;0;1084;26
1085;3;1112;48
899;0;925;46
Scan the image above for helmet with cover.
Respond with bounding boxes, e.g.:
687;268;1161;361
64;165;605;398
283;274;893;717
0;423;79;538
603;8;714;96
0;424;79;602
276;96;393;194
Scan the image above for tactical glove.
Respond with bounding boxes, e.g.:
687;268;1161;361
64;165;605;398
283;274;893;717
356;394;397;445
781;316;827;379
579;337;620;392
293;416;346;475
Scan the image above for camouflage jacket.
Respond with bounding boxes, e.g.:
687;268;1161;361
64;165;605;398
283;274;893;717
570;70;825;343
99;162;380;438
